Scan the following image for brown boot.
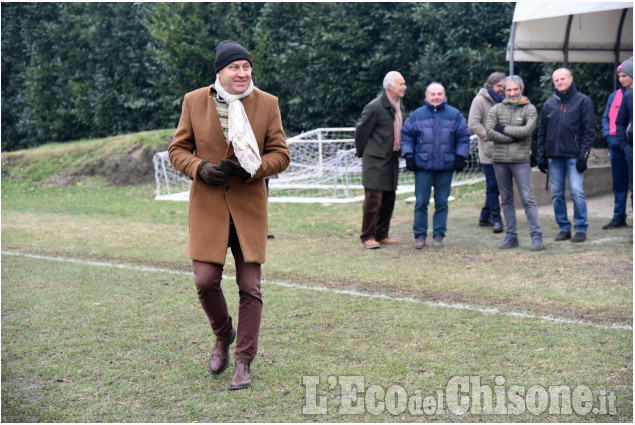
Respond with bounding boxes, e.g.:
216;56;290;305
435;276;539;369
378;237;398;245
208;327;236;375
229;360;252;390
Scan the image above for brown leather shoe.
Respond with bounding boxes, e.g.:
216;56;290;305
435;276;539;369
362;239;381;249
378;237;397;245
208;327;236;375
229;361;252;390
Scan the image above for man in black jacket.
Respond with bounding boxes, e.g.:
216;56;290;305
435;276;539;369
537;68;595;243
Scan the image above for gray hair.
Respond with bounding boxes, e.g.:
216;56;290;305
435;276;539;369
426;82;445;94
484;72;506;89
503;75;525;91
383;71;402;89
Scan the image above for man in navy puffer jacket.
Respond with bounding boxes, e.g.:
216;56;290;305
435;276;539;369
401;82;471;249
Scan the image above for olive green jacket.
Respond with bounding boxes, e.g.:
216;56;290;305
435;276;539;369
354;91;401;192
485;96;537;163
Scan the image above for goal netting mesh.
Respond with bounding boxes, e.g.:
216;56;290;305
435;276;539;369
154;127;484;203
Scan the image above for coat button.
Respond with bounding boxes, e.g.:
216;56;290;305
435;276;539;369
225;186;231;192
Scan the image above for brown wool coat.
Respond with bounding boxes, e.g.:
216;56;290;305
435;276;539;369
168;85;290;265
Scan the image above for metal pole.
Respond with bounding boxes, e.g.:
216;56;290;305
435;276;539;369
563;15;573;67
508;21;516;75
614;9;628;91
317;130;324;177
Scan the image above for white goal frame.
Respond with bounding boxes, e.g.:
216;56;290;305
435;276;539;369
153;128;484;203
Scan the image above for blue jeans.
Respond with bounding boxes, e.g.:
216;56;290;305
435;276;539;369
480;164;501;223
548;157;588;233
609;147;629;222
493;162;542;238
413;170;453;239
626;144;633;207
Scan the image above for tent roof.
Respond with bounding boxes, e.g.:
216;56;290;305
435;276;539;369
507;2;633;64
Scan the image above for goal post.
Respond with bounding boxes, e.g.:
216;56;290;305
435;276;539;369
153;128;484;203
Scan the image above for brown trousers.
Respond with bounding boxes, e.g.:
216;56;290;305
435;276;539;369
192;225;262;364
360;188;396;242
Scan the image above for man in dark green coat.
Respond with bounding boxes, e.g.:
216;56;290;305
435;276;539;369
354;71;406;249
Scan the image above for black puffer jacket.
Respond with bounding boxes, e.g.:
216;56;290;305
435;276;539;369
537;84;595;161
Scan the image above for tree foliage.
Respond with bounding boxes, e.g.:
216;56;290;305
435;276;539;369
1;2;616;151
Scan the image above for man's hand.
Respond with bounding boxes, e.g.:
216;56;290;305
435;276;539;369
454;155;466;172
220;159;251;179
405;157;415;172
576;157;587;173
537;158;548;174
198;160;229;185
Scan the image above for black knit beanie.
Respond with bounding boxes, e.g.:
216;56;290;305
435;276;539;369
214;40;252;73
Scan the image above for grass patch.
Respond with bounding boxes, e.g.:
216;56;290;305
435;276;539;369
2;255;632;422
1;129;174;185
1;133;632;422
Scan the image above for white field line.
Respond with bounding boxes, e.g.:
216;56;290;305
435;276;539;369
2;250;632;331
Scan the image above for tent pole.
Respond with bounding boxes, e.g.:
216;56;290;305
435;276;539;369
563;15;573;67
508;21;516;75
614;9;628;90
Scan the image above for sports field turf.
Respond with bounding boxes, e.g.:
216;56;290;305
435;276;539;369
2;179;632;422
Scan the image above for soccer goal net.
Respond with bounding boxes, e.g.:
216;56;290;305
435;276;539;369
153;128;484;203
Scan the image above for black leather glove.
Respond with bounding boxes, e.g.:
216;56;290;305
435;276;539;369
405;157;415;172
495;125;505;133
454;155;466;172
220;159;251;179
537;158;548;174
576;157;587;173
198;160;229;185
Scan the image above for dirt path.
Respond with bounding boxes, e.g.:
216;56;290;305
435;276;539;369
536;192;633;220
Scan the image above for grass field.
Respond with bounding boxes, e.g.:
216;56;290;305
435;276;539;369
1;136;633;422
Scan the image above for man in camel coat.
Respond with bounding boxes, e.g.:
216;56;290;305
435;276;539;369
169;40;290;390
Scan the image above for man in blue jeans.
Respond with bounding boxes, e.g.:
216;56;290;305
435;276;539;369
468;71;506;233
601;57;632;229
616;88;633;203
401;82;471;249
537;68;595;243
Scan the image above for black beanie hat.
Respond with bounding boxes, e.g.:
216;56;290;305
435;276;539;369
214;40;252;74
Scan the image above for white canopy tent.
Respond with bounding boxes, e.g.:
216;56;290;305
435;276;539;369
507;2;633;75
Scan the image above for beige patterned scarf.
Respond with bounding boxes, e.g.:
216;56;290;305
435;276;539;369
214;78;261;176
386;91;403;151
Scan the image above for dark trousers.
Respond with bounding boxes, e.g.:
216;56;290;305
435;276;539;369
480;164;502;223
626;144;633;206
609;147;629;222
360;188;396;242
192;225;262;364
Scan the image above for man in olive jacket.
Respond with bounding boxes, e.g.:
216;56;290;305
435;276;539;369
169;40;290;390
355;71;406;249
486;75;543;251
